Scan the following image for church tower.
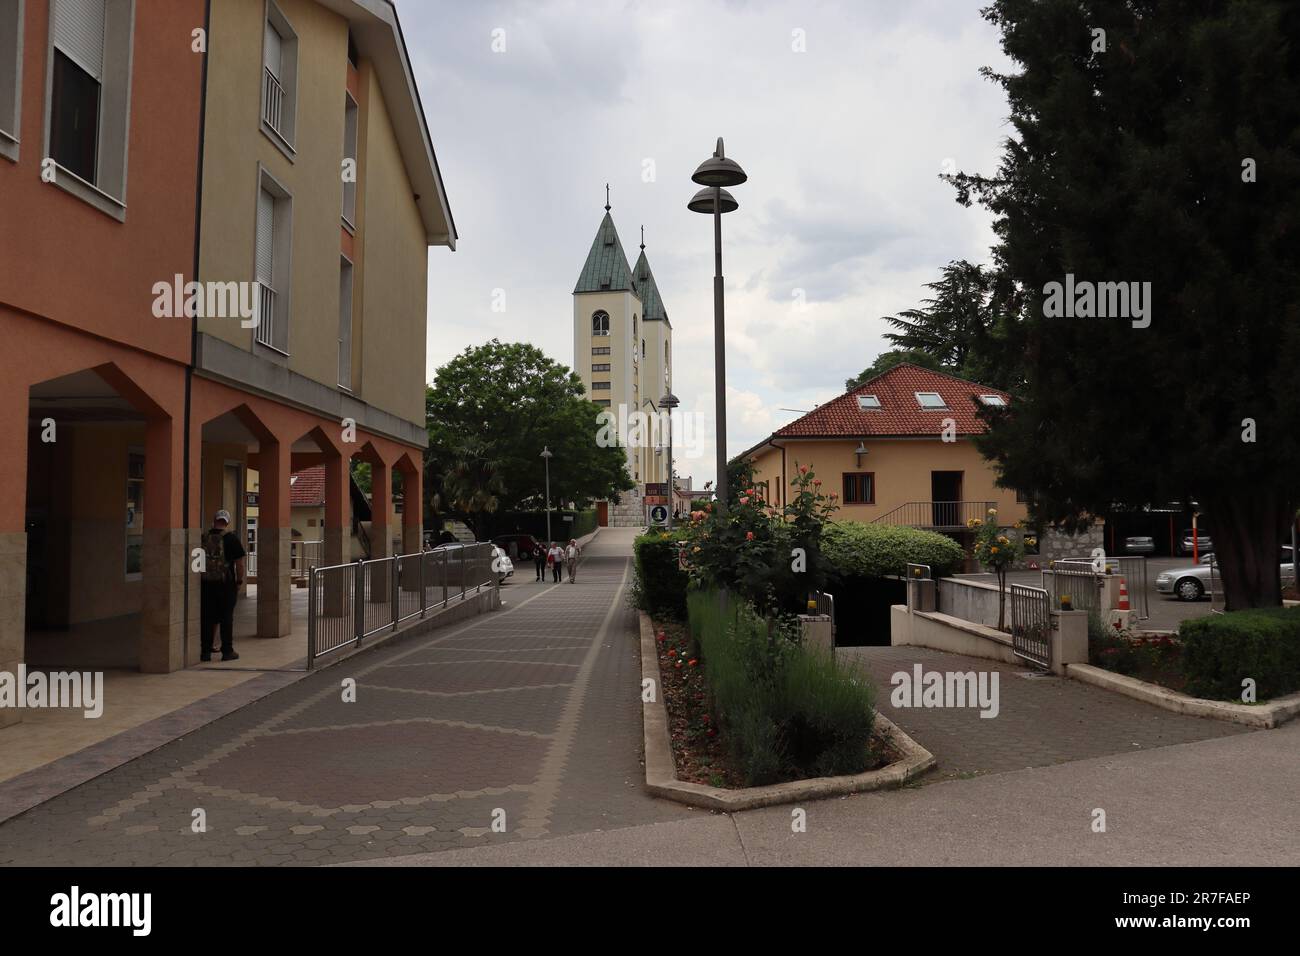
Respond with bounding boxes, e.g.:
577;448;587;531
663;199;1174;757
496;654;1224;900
573;194;674;521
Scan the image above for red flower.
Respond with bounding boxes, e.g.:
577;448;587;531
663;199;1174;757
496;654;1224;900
745;531;755;541
706;728;717;737
674;660;683;669
688;658;698;667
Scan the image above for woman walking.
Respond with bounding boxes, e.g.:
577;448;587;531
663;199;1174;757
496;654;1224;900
565;538;580;583
548;542;564;583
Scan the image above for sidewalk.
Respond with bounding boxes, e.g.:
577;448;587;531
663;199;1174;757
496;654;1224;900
351;718;1300;866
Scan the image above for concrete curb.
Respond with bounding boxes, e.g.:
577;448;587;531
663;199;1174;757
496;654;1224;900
1066;662;1300;729
638;611;934;811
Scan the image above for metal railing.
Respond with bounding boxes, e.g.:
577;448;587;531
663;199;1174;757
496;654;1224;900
1010;583;1051;669
255;282;278;349
1041;566;1102;615
307;543;495;668
810;590;836;653
872;501;997;530
263;67;285;134
1057;555;1149;620
905;562;931;610
290;540;322;581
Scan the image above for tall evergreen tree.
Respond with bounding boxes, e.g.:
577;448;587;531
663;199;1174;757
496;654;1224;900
952;0;1300;609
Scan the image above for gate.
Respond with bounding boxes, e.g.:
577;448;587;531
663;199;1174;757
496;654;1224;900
1041;566;1102;616
1010;583;1051;669
1057;555;1149;620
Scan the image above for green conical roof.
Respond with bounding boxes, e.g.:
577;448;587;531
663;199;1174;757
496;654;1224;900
632;248;669;326
574;212;636;294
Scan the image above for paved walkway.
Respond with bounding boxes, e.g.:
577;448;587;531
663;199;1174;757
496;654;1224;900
0;527;1286;867
0;529;692;866
837;645;1251;782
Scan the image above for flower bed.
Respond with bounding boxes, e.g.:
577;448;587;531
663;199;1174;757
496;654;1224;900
1089;623;1187;693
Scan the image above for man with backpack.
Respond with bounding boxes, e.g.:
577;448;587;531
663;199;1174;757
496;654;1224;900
200;509;246;662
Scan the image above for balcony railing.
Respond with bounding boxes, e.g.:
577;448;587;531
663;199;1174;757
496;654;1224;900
871;501;997;530
263;67;285;135
254;282;279;350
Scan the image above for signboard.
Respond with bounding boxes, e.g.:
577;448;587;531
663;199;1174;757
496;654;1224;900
643;496;668;506
246;493;260;507
644;483;667;497
649;504;669;526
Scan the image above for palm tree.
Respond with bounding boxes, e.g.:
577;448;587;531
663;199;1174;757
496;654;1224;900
440;438;506;541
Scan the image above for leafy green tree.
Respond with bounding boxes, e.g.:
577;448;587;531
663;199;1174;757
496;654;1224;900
951;0;1300;609
878;260;1018;389
424;340;633;536
439;438;506;541
845;349;942;391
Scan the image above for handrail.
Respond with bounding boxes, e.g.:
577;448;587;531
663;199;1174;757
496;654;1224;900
871;500;997;529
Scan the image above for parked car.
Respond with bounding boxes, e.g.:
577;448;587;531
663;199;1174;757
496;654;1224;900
492;533;543;560
1123;535;1155;555
1178;529;1213;556
1156;550;1295;601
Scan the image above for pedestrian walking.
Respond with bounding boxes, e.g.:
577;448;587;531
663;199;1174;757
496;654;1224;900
548;542;564;582
200;509;246;662
533;541;547;581
565;538;580;582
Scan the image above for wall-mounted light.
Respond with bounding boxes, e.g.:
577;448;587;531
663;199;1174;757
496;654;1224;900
854;441;868;467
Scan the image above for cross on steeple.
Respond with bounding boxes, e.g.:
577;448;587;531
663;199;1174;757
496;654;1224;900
640;225;645;250
604;183;610;212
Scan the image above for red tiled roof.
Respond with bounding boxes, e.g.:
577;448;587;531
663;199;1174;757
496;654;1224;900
290;465;325;507
772;363;1010;439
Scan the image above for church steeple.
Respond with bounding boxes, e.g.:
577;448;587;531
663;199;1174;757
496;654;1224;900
573;206;636;294
632;240;669;327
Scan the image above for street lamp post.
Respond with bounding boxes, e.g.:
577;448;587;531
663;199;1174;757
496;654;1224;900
540;446;553;543
658;391;680;530
688;138;746;513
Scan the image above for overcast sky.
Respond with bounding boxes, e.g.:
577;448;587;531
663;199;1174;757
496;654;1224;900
404;0;1012;487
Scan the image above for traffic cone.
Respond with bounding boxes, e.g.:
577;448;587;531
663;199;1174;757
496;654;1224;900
1117;577;1131;611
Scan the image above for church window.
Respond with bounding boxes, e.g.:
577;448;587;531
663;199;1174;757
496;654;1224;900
592;311;610;336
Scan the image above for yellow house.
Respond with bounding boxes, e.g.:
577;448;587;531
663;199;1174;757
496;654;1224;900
740;364;1029;547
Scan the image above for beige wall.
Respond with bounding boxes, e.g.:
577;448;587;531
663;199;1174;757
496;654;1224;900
198;0;429;430
748;438;1029;527
574;289;640;478
355;67;428;425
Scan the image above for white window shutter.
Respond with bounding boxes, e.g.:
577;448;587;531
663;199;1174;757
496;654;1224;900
256;189;275;285
264;20;282;77
53;0;106;80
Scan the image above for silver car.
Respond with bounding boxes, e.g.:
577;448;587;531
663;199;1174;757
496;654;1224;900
1124;535;1155;555
1156;549;1296;601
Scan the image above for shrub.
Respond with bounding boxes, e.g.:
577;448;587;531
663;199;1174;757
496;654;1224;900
1179;607;1300;701
633;531;690;619
821;522;965;579
687;590;875;785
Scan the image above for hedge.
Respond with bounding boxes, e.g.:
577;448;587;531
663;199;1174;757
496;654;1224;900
633;531;690;619
688;591;876;785
821;522;966;579
1179;606;1300;701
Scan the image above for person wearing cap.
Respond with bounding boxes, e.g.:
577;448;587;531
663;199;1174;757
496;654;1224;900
200;509;247;662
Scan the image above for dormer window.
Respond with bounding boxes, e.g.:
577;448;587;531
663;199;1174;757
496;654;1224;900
857;394;881;409
979;394;1006;407
915;392;947;409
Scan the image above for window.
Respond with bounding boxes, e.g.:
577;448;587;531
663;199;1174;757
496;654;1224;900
1015;488;1029;503
857;394;881;409
341;92;358;226
46;0;133;216
261;2;298;154
338;256;353;389
592;363;610;373
254;168;292;354
633;314;637;336
979;394;1006;406
592;310;609;336
843;472;874;504
347;29;358;67
641;339;645;358
125;447;143;577
915;392;947;409
0;0;22;162
594;399;611;407
592;346;610;355
591;381;610;391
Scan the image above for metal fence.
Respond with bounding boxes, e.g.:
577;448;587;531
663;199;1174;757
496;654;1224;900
1010;583;1051;669
307;543;496;669
811;590;837;652
905;562;931;611
1041;566;1103;616
1057;555;1149;619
